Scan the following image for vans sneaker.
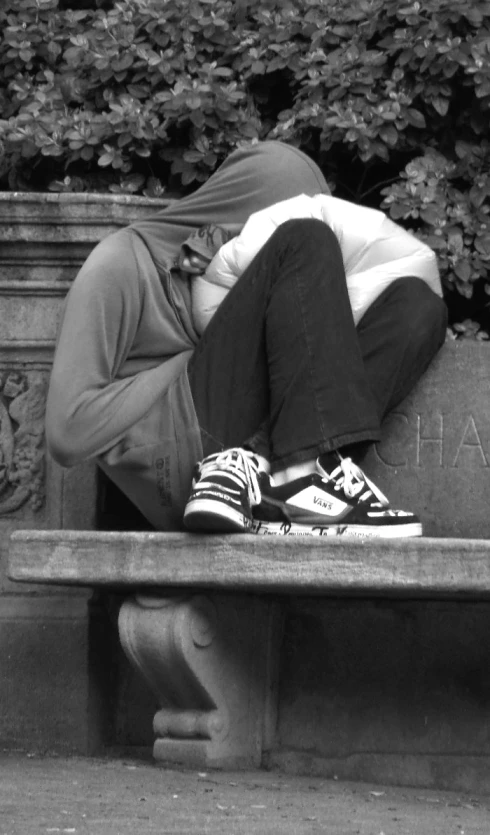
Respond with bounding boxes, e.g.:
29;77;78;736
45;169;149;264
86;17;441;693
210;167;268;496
252;456;422;538
183;447;267;533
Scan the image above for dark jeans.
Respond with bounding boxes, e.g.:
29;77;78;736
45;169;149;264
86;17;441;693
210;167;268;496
187;218;447;470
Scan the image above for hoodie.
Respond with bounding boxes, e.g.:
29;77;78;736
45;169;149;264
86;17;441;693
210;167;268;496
45;141;330;529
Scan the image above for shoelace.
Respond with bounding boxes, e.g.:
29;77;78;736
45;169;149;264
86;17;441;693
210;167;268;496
198;448;263;506
328;457;389;508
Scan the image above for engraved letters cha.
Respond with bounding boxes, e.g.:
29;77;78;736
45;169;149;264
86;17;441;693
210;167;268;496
375;412;489;469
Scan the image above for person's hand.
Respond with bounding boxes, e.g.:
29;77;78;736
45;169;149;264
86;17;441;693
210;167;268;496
179;251;210;275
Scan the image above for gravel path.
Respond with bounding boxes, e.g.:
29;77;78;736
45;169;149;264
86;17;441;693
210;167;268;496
1;753;489;834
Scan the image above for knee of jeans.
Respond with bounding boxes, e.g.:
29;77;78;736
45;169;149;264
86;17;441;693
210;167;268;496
271;217;338;248
389;276;448;347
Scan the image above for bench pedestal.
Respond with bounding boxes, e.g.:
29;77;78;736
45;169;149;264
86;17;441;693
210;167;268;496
118;592;281;768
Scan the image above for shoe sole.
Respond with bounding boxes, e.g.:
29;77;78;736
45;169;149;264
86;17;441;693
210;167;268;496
252;520;423;537
184;498;252;533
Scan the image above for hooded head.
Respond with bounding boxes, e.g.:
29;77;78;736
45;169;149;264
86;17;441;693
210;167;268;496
131;141;330;274
178;223;237;275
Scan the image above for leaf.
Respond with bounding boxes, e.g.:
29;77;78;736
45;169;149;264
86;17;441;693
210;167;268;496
112;54;134;72
388;203;412;220
455;280;473;299
202;151;218;167
470;187;488;208
143;176;166;198
190;110;205;127
181;167;197;186
121;172;145;191
183;149;203;163
194;134;209;153
63;46;83;65
212;66;233;77
420;205;444;225
379;124;398;146
185;93;201;109
406;108;426;128
127;84;148;98
41;144;64;156
475;233;490;256
380;110;397;122
454;261;472;281
432;97;449;117
98;151;114;167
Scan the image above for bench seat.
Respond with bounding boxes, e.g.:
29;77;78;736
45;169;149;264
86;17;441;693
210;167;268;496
9;529;490;597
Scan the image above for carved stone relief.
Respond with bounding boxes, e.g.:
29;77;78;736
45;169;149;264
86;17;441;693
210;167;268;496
0;370;47;515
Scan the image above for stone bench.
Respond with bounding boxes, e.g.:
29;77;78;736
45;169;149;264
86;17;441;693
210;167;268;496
8;529;490;791
7;340;490;792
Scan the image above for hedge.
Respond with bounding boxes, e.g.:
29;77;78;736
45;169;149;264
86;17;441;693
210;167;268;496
1;0;490;332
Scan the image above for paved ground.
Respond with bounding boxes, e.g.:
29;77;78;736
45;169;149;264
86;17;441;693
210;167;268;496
1;752;490;835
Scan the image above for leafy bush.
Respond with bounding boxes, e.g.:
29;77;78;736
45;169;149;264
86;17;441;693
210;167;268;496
1;0;490;330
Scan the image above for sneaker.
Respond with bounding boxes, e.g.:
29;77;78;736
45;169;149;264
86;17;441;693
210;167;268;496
183;447;266;533
252;456;422;538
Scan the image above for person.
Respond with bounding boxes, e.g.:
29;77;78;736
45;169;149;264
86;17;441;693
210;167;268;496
45;141;447;538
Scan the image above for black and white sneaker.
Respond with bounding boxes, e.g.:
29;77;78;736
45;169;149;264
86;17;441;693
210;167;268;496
183;448;267;533
252;456;422;538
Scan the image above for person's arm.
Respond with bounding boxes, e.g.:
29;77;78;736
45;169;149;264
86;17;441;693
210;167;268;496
45;232;188;467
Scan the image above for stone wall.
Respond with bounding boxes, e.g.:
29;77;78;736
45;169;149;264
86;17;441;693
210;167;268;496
366;338;490;539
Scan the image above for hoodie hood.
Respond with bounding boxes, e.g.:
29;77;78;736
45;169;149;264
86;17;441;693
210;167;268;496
130;140;330;276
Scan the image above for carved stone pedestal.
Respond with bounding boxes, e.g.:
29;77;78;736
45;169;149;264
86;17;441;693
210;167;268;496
0;190;169;753
118;592;281;768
